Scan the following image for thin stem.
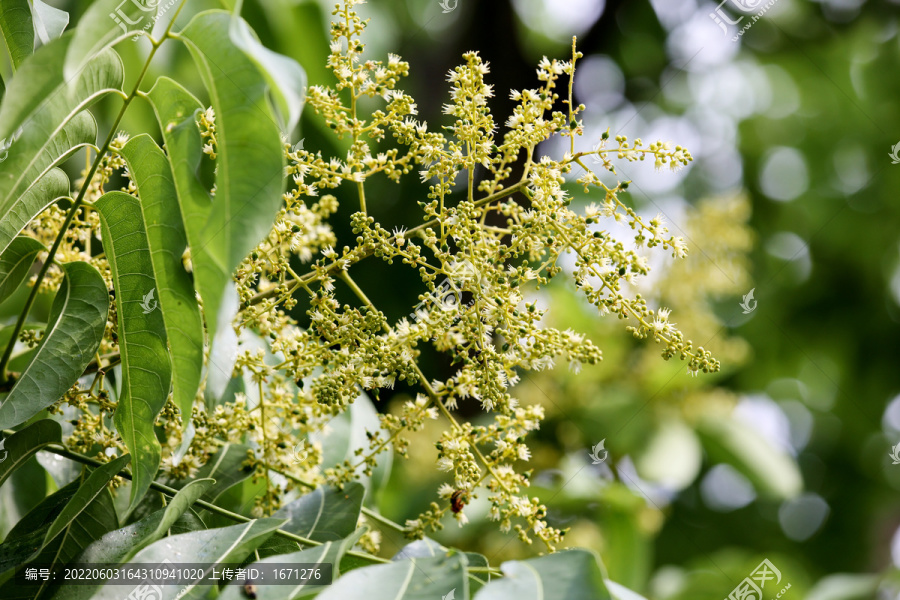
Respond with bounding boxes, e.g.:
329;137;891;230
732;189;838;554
246;179;529;307
338;271;515;496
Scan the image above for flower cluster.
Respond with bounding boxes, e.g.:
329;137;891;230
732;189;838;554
22;0;724;554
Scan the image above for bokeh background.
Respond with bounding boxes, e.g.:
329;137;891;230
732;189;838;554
3;0;900;598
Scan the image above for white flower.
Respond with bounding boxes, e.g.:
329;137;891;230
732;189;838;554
517;445;531;461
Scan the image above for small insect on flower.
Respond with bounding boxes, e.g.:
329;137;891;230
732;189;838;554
450;489;470;513
242;581;258;599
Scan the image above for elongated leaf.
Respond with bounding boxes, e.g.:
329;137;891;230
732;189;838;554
63;0;158;80
117;134;203;424
90;518;285;600
0;36;116;255
0;235;43;305
474;550;612;600
275;483;364;542
0;419;61;488
49;479;215;600
144;76;213;288
230;0;306;134
0;477;118;597
318;554;469;600
0;32;117;159
0;261;109;430
257;483;365;558
0;167;72;258
178;10;285;346
144;76;241;403
217;530;365;600
392;539;491;594
0;456;128;574
42;454;130;547
31;0;68;47
0;0;32;69
697;415;803;499
127;478;215;560
95;191;172;511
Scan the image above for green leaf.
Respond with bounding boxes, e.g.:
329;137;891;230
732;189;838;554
0;167;72;258
392;539;492;594
0;34;118;256
63;0;157;80
392;538;446;560
0;455;128;579
474;549;612;600
0;454;46;539
178;10;285;347
0;476;118;596
313;390;393;504
0;109;97;257
31;0;68;47
216;530;365;600
0;0;32;70
89;518;285;600
274;482;365;542
697;414;803;500
0;261;109;430
48;479;215;600
0;32;118;157
124;478;215;561
144;76;213;291
95;191;173;511
0;235;43;305
318;554;469;600
0;419;61;489
257;483;365;558
230;0;307;134
176;442;254;505
117;134;204;425
41;454;130;548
